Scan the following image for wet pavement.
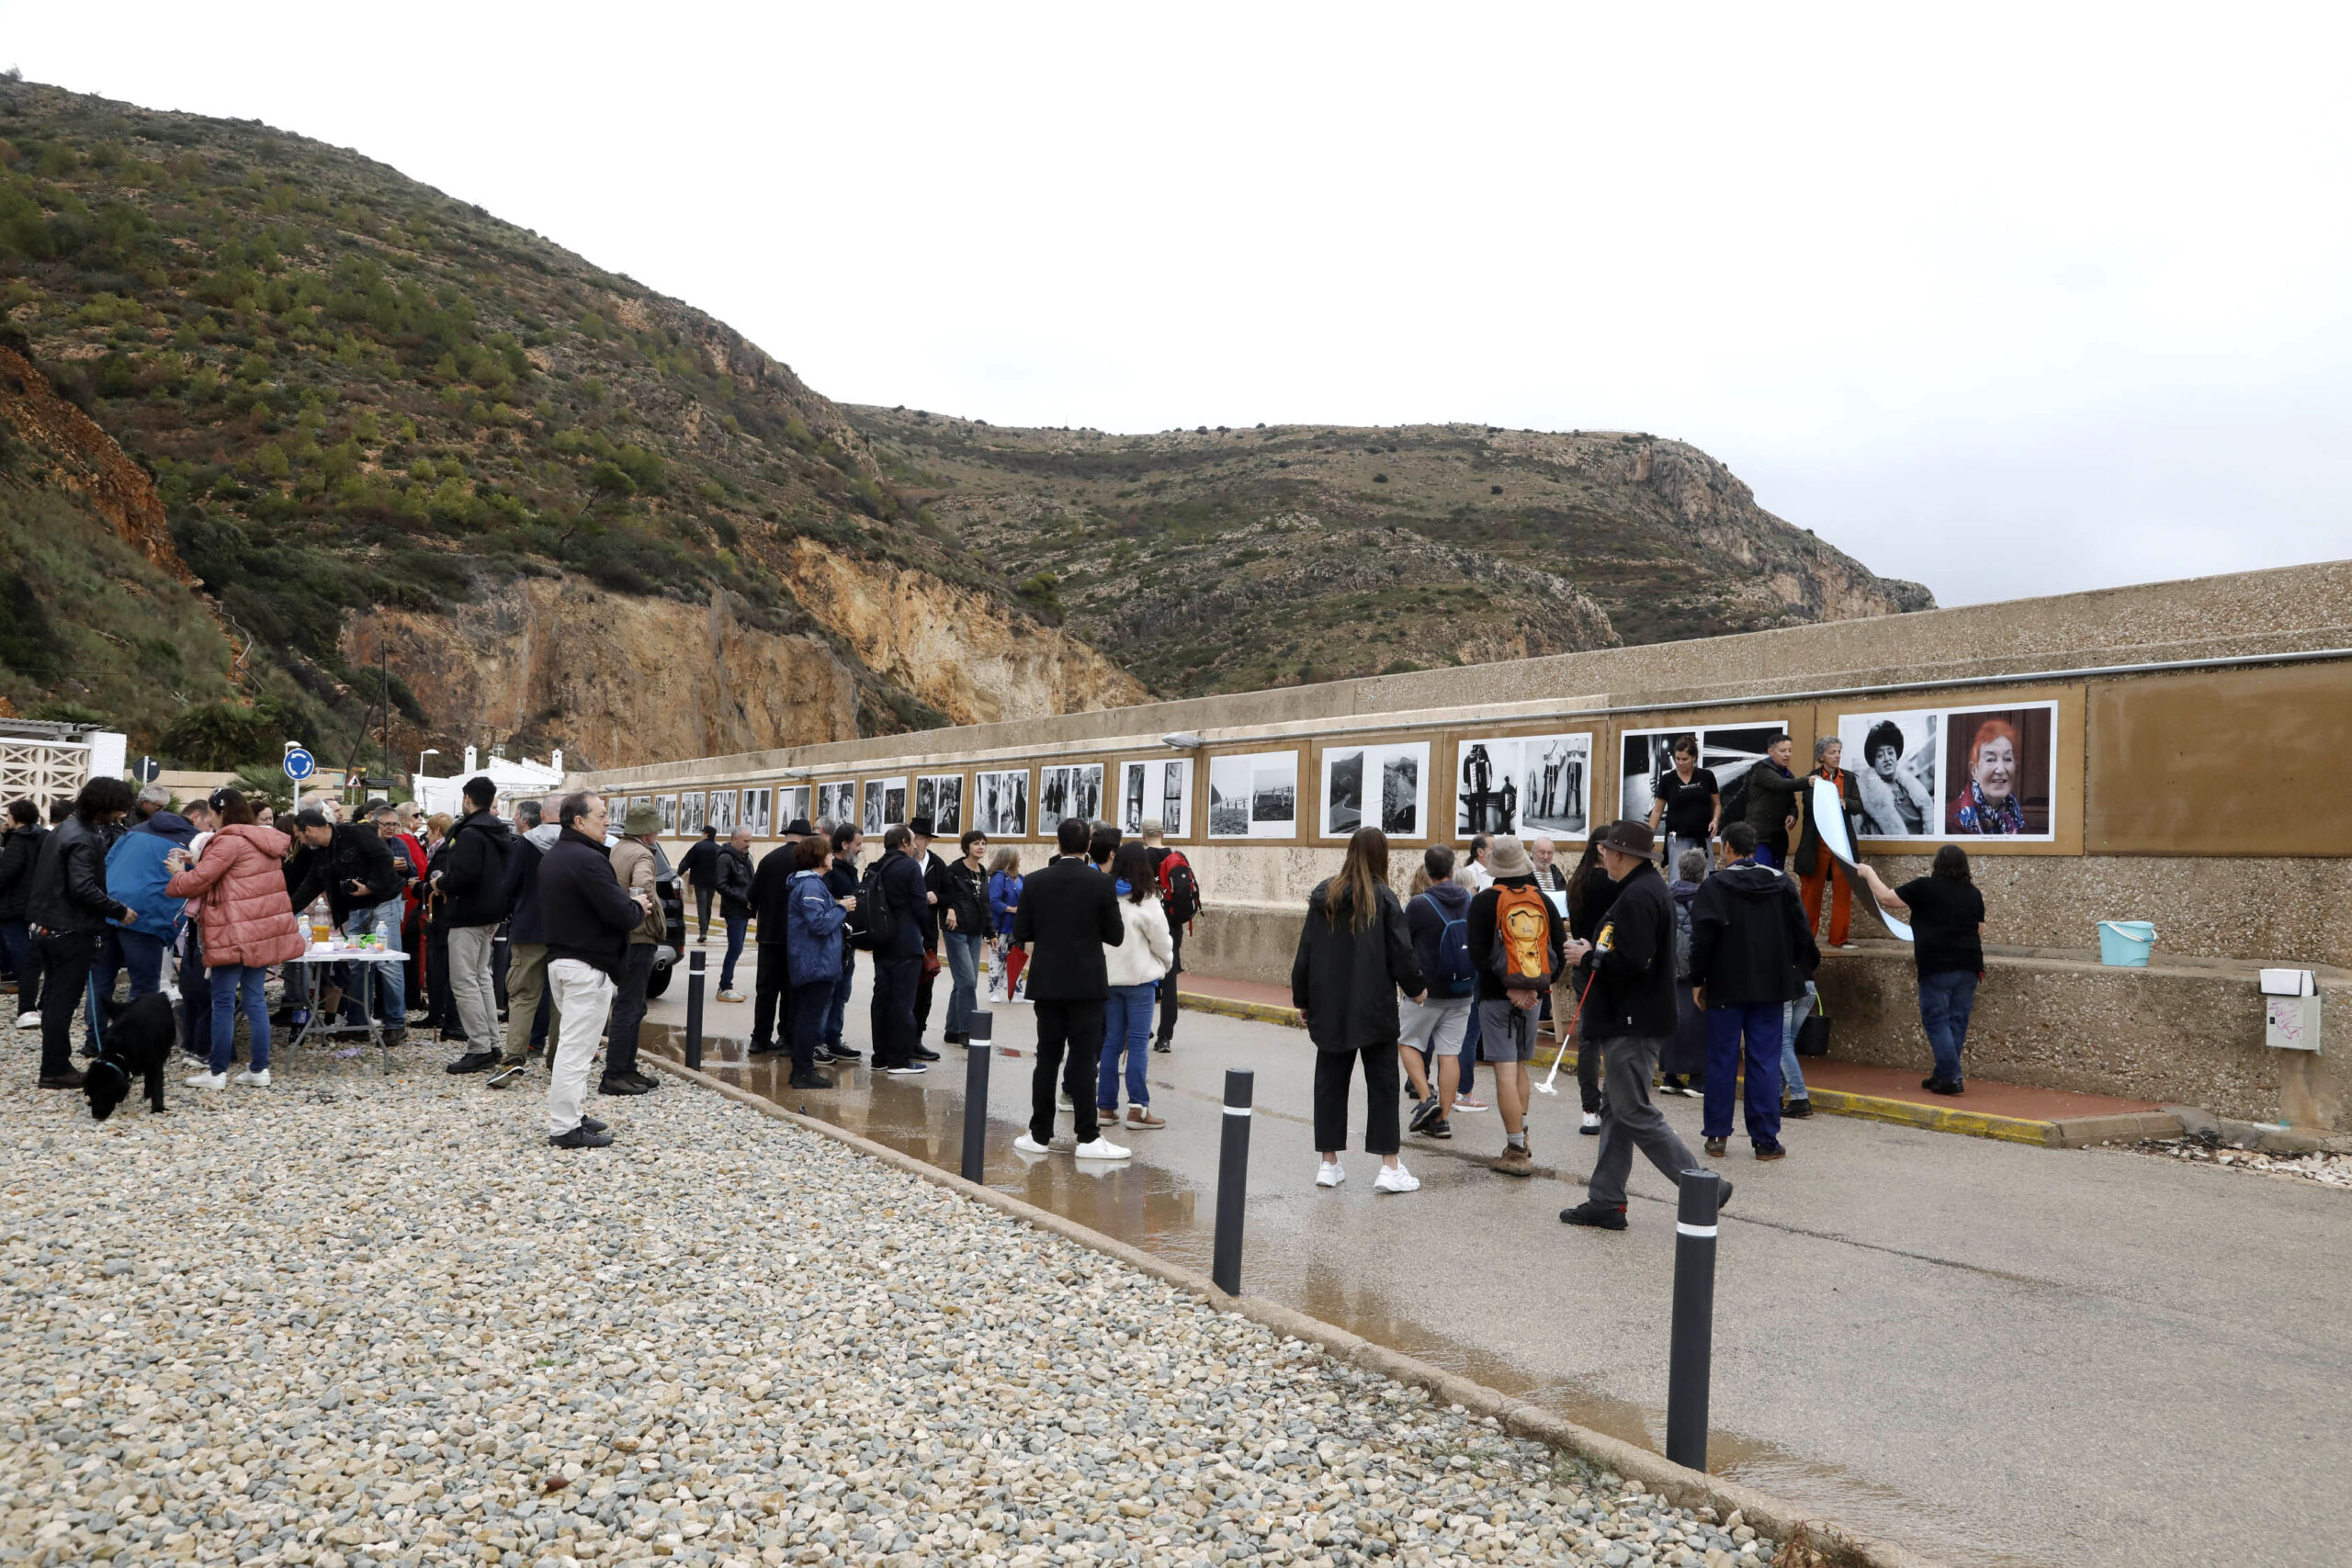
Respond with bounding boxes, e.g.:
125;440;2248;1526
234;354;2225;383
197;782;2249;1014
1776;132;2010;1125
637;953;2352;1568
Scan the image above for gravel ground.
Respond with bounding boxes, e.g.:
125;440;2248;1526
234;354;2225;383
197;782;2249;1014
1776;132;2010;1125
2122;1134;2352;1190
2;1036;1784;1568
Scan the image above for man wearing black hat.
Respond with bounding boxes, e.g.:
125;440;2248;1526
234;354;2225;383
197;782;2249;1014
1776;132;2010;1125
1560;820;1726;1231
746;818;817;1057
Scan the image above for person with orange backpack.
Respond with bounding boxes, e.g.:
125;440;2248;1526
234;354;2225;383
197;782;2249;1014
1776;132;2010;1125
1140;820;1199;1055
1464;836;1566;1178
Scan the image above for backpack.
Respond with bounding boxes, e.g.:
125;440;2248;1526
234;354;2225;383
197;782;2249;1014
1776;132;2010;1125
1489;883;1554;998
849;857;899;953
1419;892;1476;998
1157;849;1202;928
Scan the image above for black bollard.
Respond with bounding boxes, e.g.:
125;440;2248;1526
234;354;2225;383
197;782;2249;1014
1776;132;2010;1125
1211;1068;1255;1295
1665;1168;1724;1471
960;1010;994;1182
685;949;705;1071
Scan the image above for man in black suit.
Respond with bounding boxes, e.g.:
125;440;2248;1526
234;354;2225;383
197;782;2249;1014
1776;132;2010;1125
1012;817;1130;1159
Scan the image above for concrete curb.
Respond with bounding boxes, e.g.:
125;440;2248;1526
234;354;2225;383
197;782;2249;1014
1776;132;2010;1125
650;1054;1944;1568
1180;992;2182;1153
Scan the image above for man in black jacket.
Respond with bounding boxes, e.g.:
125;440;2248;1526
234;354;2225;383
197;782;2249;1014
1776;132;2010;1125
744;821;812;1057
713;828;753;1002
865;826;933;1075
821;822;864;1063
1741;735;1805;870
1;797;49;1027
288;807;402;1041
436;778;514;1074
538;792;649;1148
1464;837;1566;1178
1690;821;1818;1160
908;816;949;1059
487;800;558;1088
24;776;138;1088
1011;818;1130;1160
679;824;720;942
1560;820;1720;1230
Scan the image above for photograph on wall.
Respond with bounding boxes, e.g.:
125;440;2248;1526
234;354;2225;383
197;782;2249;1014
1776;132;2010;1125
743;787;773;838
679;792;706;836
628;795;652;823
777;785;811;829
1119;758;1195;836
863;776;909;835
1837;710;1940;838
816;781;856;829
656;794;678;835
1038;763;1104;832
1320;740;1429;838
707;789;736;834
1618;722;1789;823
975;769;1029;837
1455;733;1591;837
1208;750;1297;839
1941;704;2056;838
914;774;965;834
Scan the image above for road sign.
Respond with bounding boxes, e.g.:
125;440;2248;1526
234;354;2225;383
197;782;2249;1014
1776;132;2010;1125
283;747;316;783
133;755;161;784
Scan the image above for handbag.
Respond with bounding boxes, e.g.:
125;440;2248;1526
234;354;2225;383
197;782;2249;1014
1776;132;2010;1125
1794;1000;1832;1057
921;950;942;979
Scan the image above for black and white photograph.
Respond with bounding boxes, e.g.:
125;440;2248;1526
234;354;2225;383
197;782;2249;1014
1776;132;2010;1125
1838;710;1940;839
1037;762;1103;832
678;791;706;836
1454;733;1591;837
816;781;856;829
707;788;736;834
742;787;772;837
1209;750;1297;839
1319;740;1428;838
778;785;811;829
1619;723;1789;822
913;773;964;834
655;794;678;834
863;776;908;836
1119;758;1194;836
975;769;1029;838
628;795;652;824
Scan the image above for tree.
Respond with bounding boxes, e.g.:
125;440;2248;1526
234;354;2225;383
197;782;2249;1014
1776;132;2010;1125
161;701;277;770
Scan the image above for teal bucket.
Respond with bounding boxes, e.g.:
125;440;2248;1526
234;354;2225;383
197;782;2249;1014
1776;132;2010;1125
2098;920;2156;967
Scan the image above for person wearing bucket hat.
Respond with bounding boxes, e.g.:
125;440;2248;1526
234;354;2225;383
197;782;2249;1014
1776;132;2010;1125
1463;835;1566;1178
1561;820;1725;1230
599;801;667;1098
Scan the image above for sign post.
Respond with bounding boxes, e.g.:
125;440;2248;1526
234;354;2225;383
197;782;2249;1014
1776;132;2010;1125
283;746;316;786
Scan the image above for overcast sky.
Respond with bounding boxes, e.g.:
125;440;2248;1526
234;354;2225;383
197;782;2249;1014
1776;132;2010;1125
13;3;2349;607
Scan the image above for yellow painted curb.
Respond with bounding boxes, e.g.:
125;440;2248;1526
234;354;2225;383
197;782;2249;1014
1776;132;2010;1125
1176;989;1303;1028
1803;1088;2060;1146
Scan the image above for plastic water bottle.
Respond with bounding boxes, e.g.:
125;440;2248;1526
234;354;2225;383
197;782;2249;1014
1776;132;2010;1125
309;897;331;946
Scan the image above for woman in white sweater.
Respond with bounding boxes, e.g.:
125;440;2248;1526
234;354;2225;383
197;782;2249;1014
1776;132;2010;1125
1098;841;1175;1129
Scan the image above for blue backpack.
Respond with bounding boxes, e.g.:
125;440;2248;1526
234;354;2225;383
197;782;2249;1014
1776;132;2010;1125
1419;892;1476;997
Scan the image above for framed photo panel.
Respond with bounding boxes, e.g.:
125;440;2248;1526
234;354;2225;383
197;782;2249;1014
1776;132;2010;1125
742;787;773;838
975;770;1029;837
678;791;706;835
863;776;909;835
1208;750;1298;840
707;789;736;834
777;785;811;829
816;780;856;829
1038;762;1104;833
1618;722;1790;824
1118;758;1195;837
655;794;678;834
1318;740;1429;839
914;773;965;834
1455;732;1591;838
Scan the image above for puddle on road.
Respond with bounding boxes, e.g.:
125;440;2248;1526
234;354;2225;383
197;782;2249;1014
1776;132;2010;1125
649;1029;2043;1568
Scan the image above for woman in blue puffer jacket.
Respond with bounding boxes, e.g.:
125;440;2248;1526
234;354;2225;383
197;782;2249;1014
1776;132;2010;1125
783;835;854;1091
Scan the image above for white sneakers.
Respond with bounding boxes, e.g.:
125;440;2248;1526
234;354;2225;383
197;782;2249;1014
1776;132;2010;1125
1013;1133;1052;1155
186;1070;227;1089
1581;1111;1603;1133
1317;1161;1346;1188
1373;1163;1420;1194
1072;1137;1132;1161
12;1012;36;1030
234;1068;271;1087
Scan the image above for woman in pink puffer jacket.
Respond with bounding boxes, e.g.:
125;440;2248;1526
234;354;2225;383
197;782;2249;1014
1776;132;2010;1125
165;791;306;1087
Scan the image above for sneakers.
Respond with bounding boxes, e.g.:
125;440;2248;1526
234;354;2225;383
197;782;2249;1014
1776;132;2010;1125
1559;1201;1628;1230
625;1070;662;1090
1150;1041;1171;1054
485;1061;526;1089
1923;1077;1964;1096
1072;1136;1132;1161
1580;1111;1602;1134
1704;1136;1728;1157
716;989;746;1003
597;1075;654;1096
1453;1095;1489;1112
1316;1161;1346;1188
1373;1163;1420;1194
14;1011;39;1030
910;1046;942;1063
826;1043;862;1062
882;1063;929;1077
187;1070;228;1089
233;1067;271;1087
1013;1133;1053;1156
446;1050;500;1075
382;1026;407;1048
1658;1076;1696;1097
579;1116;608;1134
1423;1117;1453;1140
1407;1093;1442;1134
1492;1145;1533;1178
747;1040;786;1056
1125;1106;1166;1130
787;1068;836;1089
1783;1098;1814;1119
1755;1145;1788;1161
549;1123;614;1149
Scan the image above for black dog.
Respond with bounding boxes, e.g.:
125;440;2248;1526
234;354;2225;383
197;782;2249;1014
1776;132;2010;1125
86;992;176;1120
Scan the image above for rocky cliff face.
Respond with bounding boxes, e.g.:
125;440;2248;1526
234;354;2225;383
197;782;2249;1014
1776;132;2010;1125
0;344;195;585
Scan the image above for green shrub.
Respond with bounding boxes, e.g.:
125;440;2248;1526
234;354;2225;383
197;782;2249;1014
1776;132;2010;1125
161;700;277;769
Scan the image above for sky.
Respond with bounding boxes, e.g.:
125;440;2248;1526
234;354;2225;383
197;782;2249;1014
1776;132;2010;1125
11;2;2349;607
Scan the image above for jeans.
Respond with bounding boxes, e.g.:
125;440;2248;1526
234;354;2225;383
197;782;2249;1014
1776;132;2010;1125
1312;1044;1401;1156
447;924;498;1047
1666;833;1712;879
1781;981;1815;1100
1;919;35;1014
1030;998;1104;1145
1918;969;1978;1083
545;959;617;1136
33;929;97;1079
944;931;985;1038
336;899;407;1026
1097;982;1156;1110
605;943;656;1081
1703;1002;1783;1148
825;952;855;1048
788;977;835;1072
719;916;748;990
209;964;270;1075
1587;1033;1700;1208
97;927;167;1010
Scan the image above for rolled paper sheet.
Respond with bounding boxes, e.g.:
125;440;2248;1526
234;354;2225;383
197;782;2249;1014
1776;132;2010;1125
1811;774;1913;942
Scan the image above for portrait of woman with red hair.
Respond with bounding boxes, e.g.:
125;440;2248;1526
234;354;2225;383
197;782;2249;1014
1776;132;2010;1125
1945;711;2050;835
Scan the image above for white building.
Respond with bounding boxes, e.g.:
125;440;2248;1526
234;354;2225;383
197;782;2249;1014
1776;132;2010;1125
413;745;566;818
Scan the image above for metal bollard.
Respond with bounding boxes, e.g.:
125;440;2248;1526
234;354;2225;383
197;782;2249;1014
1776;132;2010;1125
960;1010;994;1182
684;949;705;1071
1211;1068;1255;1295
1665;1168;1724;1471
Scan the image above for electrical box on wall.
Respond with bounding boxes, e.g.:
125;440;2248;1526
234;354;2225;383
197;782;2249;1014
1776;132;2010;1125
2260;969;2321;1052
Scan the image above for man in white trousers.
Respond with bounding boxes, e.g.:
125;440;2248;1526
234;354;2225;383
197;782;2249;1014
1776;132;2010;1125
534;792;649;1148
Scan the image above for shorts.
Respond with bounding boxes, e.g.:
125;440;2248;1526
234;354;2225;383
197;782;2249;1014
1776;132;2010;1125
1398;996;1471;1058
1478;997;1541;1062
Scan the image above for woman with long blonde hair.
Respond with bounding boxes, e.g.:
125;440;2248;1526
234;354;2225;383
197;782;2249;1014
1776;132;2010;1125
1289;828;1428;1192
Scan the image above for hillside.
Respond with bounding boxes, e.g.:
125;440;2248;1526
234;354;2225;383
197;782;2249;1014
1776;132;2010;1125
0;80;1138;773
847;411;1935;696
